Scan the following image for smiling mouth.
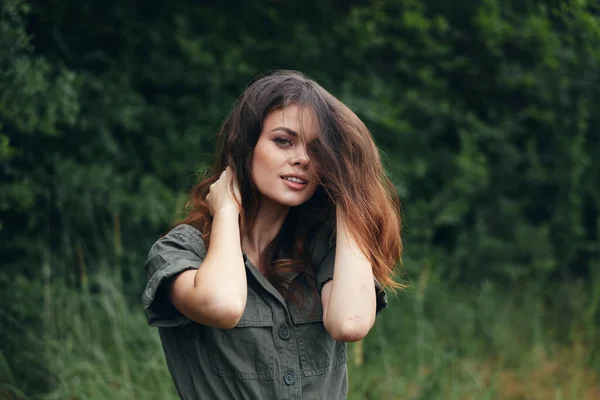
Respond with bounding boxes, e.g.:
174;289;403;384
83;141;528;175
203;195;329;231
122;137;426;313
282;176;308;184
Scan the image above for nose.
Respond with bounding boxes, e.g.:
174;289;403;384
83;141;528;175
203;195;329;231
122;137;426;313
288;147;310;169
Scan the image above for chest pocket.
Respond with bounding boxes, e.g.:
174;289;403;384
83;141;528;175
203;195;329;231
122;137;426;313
288;286;347;377
208;289;275;380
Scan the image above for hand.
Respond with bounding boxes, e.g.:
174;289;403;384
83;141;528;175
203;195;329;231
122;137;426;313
206;167;241;216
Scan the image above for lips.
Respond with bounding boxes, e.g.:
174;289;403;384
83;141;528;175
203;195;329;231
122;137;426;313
280;174;308;184
281;175;308;190
282;176;307;184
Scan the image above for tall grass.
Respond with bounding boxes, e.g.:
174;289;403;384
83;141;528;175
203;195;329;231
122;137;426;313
1;275;176;400
347;268;600;399
2;269;599;400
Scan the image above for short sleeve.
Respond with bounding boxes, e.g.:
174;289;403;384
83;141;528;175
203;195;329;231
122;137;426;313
314;228;388;314
141;224;206;327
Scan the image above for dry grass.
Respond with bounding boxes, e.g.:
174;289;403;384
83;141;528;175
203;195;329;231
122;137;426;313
347;275;600;400
351;344;600;400
489;342;600;400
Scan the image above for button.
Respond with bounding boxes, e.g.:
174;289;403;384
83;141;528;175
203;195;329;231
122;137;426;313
284;372;296;385
278;326;291;340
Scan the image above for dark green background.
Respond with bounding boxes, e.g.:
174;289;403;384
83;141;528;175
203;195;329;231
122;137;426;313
1;0;599;397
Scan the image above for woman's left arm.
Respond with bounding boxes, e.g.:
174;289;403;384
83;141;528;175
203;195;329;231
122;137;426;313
321;213;377;342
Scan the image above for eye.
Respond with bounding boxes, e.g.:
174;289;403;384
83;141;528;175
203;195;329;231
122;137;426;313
273;137;292;147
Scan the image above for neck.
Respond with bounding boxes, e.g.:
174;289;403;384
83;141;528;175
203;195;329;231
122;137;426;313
242;197;289;266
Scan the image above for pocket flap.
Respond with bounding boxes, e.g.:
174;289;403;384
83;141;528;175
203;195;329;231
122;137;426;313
287;290;324;324
290;310;323;324
236;291;273;327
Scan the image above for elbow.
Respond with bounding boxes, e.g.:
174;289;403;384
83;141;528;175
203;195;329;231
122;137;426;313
326;318;374;343
187;293;246;329
209;300;245;329
207;295;246;329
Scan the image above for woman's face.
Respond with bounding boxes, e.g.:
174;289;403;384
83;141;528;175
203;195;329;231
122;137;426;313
251;105;319;208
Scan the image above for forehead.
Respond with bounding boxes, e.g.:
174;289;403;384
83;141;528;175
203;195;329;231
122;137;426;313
262;104;318;141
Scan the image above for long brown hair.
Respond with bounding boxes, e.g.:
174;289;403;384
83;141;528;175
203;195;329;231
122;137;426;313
177;70;404;293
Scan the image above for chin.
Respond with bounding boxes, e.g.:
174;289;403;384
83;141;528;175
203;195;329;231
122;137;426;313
266;194;312;208
279;197;311;207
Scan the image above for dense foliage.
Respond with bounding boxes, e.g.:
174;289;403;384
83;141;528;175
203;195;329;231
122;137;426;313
1;0;600;397
2;0;599;285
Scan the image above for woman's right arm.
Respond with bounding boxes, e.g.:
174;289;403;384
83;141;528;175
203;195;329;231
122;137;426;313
169;168;247;329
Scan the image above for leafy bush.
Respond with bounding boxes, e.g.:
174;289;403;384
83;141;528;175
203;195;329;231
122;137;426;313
2;0;599;285
1;0;600;397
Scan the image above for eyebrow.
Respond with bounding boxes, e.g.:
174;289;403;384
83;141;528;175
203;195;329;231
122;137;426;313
269;127;318;146
269;127;298;137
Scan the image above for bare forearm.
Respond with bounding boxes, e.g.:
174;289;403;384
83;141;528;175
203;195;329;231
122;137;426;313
173;206;247;327
194;206;246;300
323;216;376;341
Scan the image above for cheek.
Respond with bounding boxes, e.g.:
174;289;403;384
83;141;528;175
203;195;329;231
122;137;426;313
251;146;268;174
251;148;277;187
253;144;283;169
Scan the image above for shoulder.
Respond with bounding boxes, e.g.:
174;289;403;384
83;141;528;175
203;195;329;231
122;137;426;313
148;224;206;258
167;224;204;243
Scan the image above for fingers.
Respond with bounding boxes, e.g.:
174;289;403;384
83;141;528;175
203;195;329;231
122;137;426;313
220;167;237;191
206;167;240;215
225;167;242;205
226;168;240;190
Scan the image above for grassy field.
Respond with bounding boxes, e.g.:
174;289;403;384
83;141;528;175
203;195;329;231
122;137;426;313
1;269;599;400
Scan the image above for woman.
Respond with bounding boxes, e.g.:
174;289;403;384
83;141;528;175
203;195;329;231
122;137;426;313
142;70;403;399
